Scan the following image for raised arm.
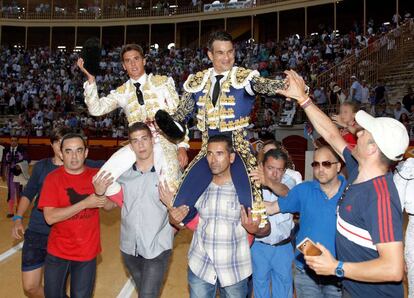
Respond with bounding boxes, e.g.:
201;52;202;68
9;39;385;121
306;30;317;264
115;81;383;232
77;58;95;84
276;70;347;159
76;57;120;116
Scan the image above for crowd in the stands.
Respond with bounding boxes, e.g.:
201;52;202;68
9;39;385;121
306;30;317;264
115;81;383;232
0;13;412;138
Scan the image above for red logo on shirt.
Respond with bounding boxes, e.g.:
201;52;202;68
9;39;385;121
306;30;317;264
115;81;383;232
346;205;352;212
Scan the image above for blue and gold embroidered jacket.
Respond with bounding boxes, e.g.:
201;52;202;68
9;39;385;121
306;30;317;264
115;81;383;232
175;66;284;133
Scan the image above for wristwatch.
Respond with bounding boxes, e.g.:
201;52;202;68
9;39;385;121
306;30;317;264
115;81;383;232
335;261;344;278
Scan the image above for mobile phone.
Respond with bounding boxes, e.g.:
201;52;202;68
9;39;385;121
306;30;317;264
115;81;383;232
296;237;322;256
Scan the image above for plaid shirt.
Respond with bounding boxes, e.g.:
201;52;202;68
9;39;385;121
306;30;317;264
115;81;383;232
188;181;251;287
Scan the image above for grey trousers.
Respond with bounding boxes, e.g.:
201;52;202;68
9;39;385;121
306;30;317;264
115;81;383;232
121;249;172;298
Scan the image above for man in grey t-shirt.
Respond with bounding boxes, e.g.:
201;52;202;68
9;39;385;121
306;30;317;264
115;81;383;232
117;122;174;298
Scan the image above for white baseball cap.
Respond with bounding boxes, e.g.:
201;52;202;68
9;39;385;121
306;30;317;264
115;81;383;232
355;110;409;161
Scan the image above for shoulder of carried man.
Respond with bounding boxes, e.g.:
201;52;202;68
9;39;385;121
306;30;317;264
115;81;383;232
149;74;170;87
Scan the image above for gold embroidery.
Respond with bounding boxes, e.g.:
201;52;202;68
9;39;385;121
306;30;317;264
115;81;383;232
235;67;252;85
232;130;267;227
116;84;127;94
220;95;236;106
184;70;210;93
229;67;259;89
219;117;250;132
159;135;181;191
150;74;168;87
251;76;286;96
219;107;235;119
172;92;194;122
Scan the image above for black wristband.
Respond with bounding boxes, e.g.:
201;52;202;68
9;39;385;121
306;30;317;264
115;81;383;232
94;191;105;197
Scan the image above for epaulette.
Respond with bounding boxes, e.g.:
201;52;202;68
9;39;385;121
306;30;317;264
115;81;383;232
183;69;210;93
230;67;259;89
116;83;127;94
235;67;253;83
150;74;169;87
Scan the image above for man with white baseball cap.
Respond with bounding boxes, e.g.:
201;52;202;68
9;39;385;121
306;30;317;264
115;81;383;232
275;70;408;297
355;110;409;161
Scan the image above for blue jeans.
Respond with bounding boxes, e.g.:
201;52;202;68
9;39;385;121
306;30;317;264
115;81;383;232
188;268;248;298
44;253;96;298
121;250;171;298
294;266;342;298
251;241;294;298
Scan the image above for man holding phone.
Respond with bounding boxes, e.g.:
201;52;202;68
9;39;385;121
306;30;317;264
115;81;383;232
277;70;407;297
259;145;347;297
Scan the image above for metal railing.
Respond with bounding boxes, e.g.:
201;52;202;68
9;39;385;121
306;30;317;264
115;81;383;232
0;0;292;20
316;20;414;96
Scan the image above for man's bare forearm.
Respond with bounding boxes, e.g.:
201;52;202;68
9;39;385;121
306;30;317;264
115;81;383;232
267;181;289;197
15;196;31;217
301;102;347;158
265;201;280;215
343;242;404;282
44;198;89;225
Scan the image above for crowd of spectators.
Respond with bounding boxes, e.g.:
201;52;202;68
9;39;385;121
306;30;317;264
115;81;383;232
0;14;412;139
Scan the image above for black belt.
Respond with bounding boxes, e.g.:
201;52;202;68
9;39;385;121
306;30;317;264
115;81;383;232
259;237;292;247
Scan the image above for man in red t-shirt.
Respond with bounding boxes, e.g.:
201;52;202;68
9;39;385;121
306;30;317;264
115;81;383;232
38;133;115;298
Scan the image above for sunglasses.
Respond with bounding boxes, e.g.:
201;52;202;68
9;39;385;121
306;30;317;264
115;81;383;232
311;161;340;168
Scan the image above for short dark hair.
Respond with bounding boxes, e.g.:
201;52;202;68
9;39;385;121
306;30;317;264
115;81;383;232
259;139;295;169
263;149;288;169
207;134;233;153
207;31;233;52
120;44;144;62
128;122;152;138
60;133;87;151
315;145;341;162
50;127;72;144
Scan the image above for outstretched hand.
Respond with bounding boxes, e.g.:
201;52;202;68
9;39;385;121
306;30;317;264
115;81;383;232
275;70;308;103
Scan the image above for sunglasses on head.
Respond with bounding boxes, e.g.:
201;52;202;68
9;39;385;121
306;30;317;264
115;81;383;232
311;161;340;168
